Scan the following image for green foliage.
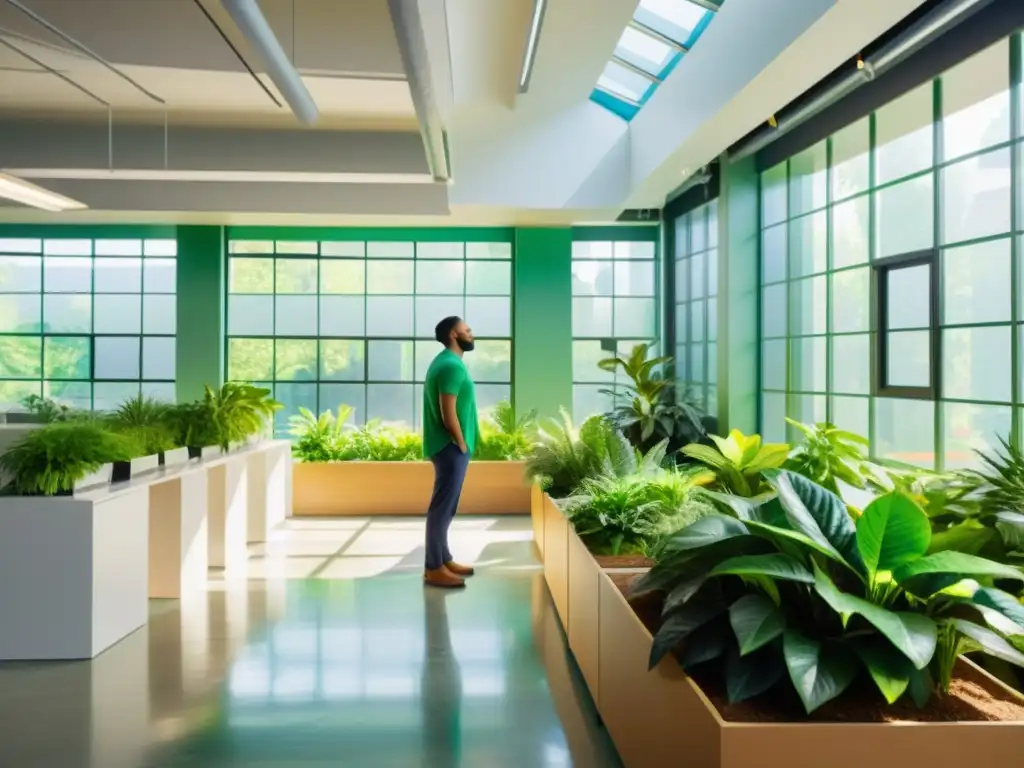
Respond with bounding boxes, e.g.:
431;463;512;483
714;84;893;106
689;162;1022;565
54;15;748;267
476;401;537;461
597;342;707;456
165;383;280;450
289;405;352;462
105;394;177;455
339;420;423;461
20;394;76;423
636;470;1024;714
784;419;871;496
681;429;789;497
0;421;142;496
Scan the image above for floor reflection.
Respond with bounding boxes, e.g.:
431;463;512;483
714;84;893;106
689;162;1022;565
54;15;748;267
0;517;620;768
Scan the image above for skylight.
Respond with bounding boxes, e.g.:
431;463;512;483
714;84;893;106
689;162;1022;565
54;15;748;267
591;0;722;121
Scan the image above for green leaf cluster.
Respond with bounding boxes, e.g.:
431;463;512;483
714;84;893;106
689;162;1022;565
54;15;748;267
681;429;789;497
165;382;280;450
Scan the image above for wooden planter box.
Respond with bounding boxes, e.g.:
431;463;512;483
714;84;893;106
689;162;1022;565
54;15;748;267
292;460;530;516
536;492;1024;768
531;483;545;558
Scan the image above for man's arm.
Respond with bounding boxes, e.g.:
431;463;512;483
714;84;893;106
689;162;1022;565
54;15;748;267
437;364;468;453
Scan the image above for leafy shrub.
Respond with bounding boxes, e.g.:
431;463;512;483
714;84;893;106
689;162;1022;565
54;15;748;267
0;421;142;496
105;394;177;455
681;429;789;497
339;420;423;461
525;410;635;497
289;406;351;462
635;469;1024;714
784;419;872;497
20;394;77;423
165;383;279;449
476;401;536;460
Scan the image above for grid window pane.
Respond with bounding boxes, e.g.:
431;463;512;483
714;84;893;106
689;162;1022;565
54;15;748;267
832;335;870;395
941;38;1010;162
0;294;41;332
319;296;365;336
832;196;869;269
0;337;41;378
887;331;931;388
44;257;91;292
789;141;827;216
416;261;464;294
94;258;142;293
875;82;933;184
320;261;365;294
0;256;42;292
790;276;827;336
229;338;274;381
366;296;414;337
94;382;140;412
95;336;140;380
466;261;511;295
943;326;1011;403
762;224;787;283
789;212;827;278
142;336;175;381
368;340;415;382
876;174;935;258
941;147;1012;244
465;296;510;338
143;294;176;335
416;297;465;338
95;294;141;334
887;265;931;329
275;295;317;336
275;339;318;381
831;268;870;334
942;239;1011;325
320;340;365;382
831;117;870;201
943;402;1012;471
572;261;613;295
44;336;89;379
43;294;91;334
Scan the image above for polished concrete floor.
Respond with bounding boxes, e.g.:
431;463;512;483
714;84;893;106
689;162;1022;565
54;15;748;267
0;516;622;768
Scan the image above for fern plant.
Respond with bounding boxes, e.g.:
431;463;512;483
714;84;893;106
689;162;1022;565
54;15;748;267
477;400;537;460
106;394;177;455
208;382;281;447
288;405;353;462
681;429;789;497
525;410;635;497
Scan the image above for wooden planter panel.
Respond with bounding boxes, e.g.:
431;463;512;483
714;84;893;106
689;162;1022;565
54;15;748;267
293;461;529;516
567;527;601;702
531;483;545;560
543;495;569;627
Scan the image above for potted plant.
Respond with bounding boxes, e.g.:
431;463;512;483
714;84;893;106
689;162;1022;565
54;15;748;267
105;395;180;480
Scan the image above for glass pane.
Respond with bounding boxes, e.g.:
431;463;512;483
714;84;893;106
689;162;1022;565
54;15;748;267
320;261;365;294
876;174;934;258
465;340;511;382
228;295;273;336
707;249;718;296
690;252;706;299
789;394;827;433
887;330;930;387
366;296;414;336
0;294;41;332
96;239;141;257
143;294;176;335
887;264;931;329
275;339;318;382
831;268;870;334
875;398;936;468
44;336;89;379
572;297;613;337
0;380;40;409
43;257;91;293
415;297;465;338
319;383;365;423
274;383;318;436
44;240;90;256
228;241;273;254
761;283;787;338
942;147;1012;244
416;261;464;294
614;298;655;337
368;340;415;382
572;261;613;296
943;325;1011;402
0;238;41;253
466;242;511;260
707;201;718;248
688;343;703;382
831;334;870;395
597;60;652;102
0;256;41;292
572;242;612;260
320;339;364;381
761;224;787;283
320;241;364;257
614;26;676;74
789;211;827;278
45;380;90;410
941;38;1010;161
43;294;91;334
790;336;826;392
707;297;717;341
143;259;175;294
93;382;140;412
367;384;414;427
274;295;317;336
319;296;365;336
275;259;317;294
367;242;413;259
367;261;414;294
761;392;787;443
94;336;140;380
943;402;1012;471
614;261;655;297
573;385;612;423
615;241;656;259
143;239;176;257
832;196;870;269
831;116;870;200
635;0;706;42
875;82;934;184
228;338;273;381
690;210;707;253
475;384;512;422
415;242;463;260
465;296;510;338
830;396;869;438
690;300;705;342
275;241;317;255
761;339;786;390
790;276;827;336
761;162;788;227
675;302;688;344
142;336;175;380
943;239;1011;325
573;341;614;384
229;258;273;293
466;261;511;295
93;258;141;293
415;341;440;381
707;341;717;384
789;141;827;216
94;294;141;334
0;337;41;378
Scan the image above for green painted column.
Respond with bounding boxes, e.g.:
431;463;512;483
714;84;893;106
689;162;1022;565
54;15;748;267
513;228;573;421
718;153;759;434
175;225;225;403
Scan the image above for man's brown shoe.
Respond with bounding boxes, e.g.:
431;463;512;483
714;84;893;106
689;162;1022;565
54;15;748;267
424;566;465;589
444;561;475;577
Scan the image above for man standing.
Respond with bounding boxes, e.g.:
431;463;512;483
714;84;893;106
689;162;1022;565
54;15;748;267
421;316;480;588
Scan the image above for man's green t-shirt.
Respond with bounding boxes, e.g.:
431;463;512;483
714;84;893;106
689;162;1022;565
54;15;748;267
422;349;479;458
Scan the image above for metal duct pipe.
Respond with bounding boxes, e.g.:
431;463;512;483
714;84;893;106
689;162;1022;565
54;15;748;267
730;0;994;162
221;0;319;126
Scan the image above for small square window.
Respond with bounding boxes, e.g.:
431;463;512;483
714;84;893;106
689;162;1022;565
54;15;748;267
874;250;937;399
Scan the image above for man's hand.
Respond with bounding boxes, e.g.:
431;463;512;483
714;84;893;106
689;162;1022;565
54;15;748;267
457;440;468;454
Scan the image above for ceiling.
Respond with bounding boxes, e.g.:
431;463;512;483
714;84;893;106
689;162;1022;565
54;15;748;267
0;0;935;225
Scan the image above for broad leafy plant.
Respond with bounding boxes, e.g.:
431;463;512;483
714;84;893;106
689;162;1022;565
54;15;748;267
525;410;635;497
208;382;281;446
680;429;789;497
598;342;707;456
289;406;354;462
785;419;872;497
634;470;1024;714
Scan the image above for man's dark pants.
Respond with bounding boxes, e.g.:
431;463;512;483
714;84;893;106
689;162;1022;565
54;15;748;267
425;442;470;571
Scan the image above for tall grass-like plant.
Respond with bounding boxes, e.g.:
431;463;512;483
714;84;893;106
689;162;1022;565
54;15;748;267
0;421;142;496
106;394;177;455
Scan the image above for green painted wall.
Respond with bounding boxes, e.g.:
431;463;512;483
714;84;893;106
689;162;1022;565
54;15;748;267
512;228;573;420
175;225;224;402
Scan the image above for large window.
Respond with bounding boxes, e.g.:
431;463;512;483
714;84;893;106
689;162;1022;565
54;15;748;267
0;235;177;411
570;231;659;421
225;236;513;435
758;35;1020;470
674;199;719;415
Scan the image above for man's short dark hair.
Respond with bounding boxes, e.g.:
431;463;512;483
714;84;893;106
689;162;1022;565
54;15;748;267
435;316;462;344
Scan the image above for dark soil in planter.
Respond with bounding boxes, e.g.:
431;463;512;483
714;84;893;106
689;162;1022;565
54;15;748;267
608;575;1024;723
595;554;655;569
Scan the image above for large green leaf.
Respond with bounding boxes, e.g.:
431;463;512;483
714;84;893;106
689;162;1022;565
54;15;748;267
783;630;858;714
658;514;750;554
852;636;914;704
893;551;1024;597
765;470;864;575
680;617;730;670
710;553;814;584
972;588;1024;631
928;520;995;556
725;644;786;703
662;574;707;616
648;583;727;669
682;443;731;471
630;535;772;597
908;665;934;708
729;594;785;655
952;619;1024;668
994;511;1024;550
813;563;937;669
855;492;931;577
